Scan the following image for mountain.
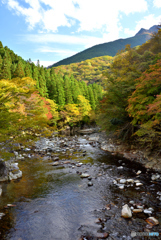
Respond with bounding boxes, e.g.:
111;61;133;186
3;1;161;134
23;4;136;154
50;25;159;68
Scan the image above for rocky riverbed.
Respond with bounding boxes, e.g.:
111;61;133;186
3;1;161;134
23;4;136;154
0;131;161;239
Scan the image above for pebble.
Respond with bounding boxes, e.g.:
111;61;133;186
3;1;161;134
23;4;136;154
133;209;143;213
135;204;143;209
136;182;143;186
144;209;152;214
121;204;132;218
136;170;142;175
119;184;124;189
52;162;60;166
146;217;159;226
117;166;123;169
0;187;2;196
76;163;83;167
80;173;90;178
134;180;140;183
113;180;117;185
151;174;161;181
95;232;109;239
88;182;93;187
126;179;134;183
120;179;126;184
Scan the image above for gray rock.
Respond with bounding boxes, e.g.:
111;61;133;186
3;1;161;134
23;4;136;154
0;160;8;182
0;187;2;196
88;136;99;141
9;170;22;181
101;143;115;152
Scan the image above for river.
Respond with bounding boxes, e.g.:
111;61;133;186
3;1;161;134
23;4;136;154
0;133;161;239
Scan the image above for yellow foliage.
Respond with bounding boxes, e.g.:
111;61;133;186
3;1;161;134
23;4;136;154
77;95;91;116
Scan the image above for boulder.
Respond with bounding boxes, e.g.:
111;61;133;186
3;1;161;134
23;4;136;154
0;160;8;182
101;143;116;152
9;170;22;181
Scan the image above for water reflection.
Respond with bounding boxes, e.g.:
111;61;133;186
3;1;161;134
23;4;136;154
0;136;160;239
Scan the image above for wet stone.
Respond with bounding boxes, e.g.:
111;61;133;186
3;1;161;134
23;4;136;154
88;181;93;187
52;162;60;166
80;173;90;178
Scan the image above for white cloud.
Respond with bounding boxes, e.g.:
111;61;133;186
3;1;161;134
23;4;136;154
33;60;55;67
35;46;77;56
124;14;161;36
22;33;104;48
153;0;161;8
3;0;148;41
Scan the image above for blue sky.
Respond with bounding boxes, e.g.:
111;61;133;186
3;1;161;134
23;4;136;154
1;0;161;67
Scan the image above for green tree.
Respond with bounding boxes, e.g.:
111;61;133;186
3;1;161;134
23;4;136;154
64;74;73;104
0;41;5;57
0;53;11;80
24;63;32;78
13;60;25;78
56;75;65;106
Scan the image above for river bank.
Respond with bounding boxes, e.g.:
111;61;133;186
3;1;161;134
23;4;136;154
0;130;161;239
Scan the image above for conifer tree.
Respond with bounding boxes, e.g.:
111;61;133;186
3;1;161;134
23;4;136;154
32;63;39;82
71;78;82;103
0;41;5;57
37;74;48;97
0;55;2;74
47;74;58;102
56;75;65;106
24;63;32;78
11;63;17;78
1;53;11;80
13;60;25;78
64;75;73;104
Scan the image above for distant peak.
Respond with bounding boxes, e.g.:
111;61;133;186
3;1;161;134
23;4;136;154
135;25;159;36
135;28;149;36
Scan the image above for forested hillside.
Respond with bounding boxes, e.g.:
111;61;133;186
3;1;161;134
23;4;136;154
98;28;161;152
50;25;158;67
52;55;113;84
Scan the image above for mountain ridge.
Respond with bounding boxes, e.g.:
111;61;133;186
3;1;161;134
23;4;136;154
49;25;159;68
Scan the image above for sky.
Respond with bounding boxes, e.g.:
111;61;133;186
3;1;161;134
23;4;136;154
0;0;161;67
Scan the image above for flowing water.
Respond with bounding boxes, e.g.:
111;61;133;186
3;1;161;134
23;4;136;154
0;135;161;240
